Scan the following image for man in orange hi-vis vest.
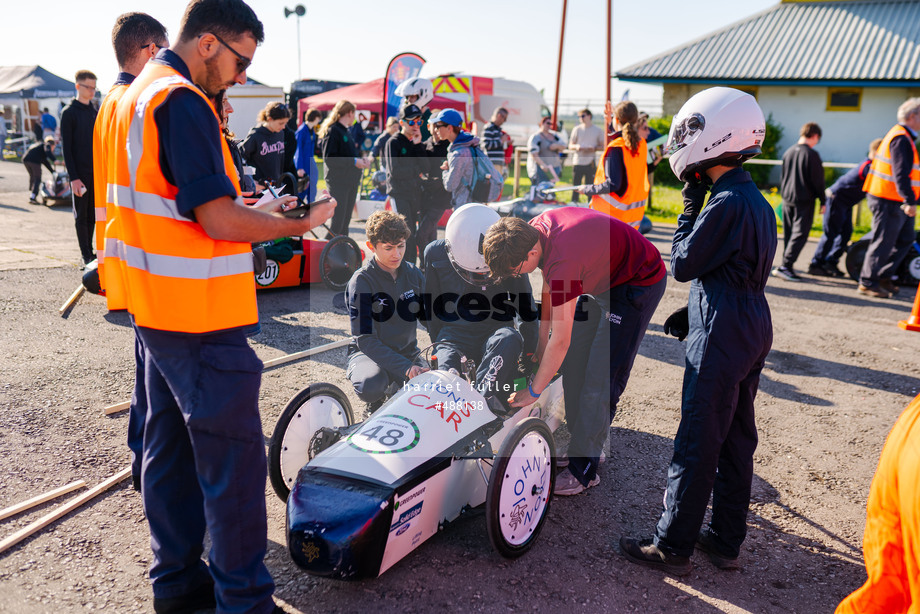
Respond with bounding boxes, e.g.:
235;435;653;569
108;1;335;611
91;12;167;497
858;98;920;299
580;100;649;229
836;394;920;613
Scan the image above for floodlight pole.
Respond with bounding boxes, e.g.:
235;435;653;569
551;0;568;131
284;5;307;79
607;0;612;144
296;17;302;79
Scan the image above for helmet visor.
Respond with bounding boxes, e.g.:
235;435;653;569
666;112;706;157
446;240;495;286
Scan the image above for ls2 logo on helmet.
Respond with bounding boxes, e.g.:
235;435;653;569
704;132;733;153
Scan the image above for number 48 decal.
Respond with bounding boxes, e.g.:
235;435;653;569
348;415;420;454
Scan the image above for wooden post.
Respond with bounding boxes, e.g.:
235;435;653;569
513;147;522;198
59;284;85;315
0;468;130;555
102;339;352;414
261;338;350;369
0;481;86;521
551;0;568;131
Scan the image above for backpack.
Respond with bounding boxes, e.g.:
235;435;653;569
468;146;503;203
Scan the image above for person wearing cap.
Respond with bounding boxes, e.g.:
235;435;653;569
383;104;427;266
433;108;502;209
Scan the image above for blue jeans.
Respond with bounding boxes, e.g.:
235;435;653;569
137;325;275;614
812;195;854;266
564;278;667;486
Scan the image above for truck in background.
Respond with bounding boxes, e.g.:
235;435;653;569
430;74;549;147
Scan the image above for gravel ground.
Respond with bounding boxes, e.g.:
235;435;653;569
1;158;919;613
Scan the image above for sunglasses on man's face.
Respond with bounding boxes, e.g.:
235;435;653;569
434;123;448;129
207;32;252;75
403;118;423;126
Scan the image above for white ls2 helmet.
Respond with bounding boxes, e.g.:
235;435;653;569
395;77;434;109
667;87;766;182
445;203;501;285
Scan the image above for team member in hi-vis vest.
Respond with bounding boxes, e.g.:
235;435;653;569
581;100;649;229
107;1;336;612
91;13;168;499
92;14;168;298
858;98;920;299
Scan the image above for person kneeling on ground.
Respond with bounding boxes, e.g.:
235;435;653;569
345;210;427;413
424;204;538;415
482;207;666;496
620;87;776;576
23;136;56;203
809;138;881;279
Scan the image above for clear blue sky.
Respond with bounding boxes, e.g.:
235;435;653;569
3;0;777;107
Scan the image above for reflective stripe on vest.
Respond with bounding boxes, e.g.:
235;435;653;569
93;83;130;295
590;137;649;227
863;125;920;202
104;63;255;332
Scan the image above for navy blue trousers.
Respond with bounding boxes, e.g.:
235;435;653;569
565;278;666;486
127;318;146;483
860;195;916;286
136;325;275;614
434;326;523;400
655;283;771;558
812;196;854;267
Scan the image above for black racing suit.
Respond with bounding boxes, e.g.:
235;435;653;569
655;167;776;559
423;240;537;405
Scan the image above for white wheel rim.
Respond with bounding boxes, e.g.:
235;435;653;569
279;395;349;489
497;431;552;546
908;256;920;281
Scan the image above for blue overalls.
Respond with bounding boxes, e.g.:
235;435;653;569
655;167;776;558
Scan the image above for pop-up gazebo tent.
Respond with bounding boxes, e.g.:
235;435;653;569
0;65;75;137
297;77;466;129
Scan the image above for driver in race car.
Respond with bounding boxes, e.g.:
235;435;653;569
424;203;538;415
345;210;427;412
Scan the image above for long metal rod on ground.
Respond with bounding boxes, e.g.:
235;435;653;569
59;284;84;315
261;338;351;368
103;338;352;414
0;480;87;522
0;467;130;555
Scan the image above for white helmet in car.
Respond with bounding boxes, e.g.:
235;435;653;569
667;87;766;182
395;77;434;109
445;203;501;285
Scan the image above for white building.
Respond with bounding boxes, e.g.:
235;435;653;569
616;0;920;164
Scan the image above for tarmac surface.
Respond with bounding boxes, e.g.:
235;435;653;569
1;158;919;613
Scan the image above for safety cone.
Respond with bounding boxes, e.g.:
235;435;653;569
898;282;920;331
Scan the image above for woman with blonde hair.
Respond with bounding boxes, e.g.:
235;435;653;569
579;100;650;229
319;100;370;236
240;100;291;190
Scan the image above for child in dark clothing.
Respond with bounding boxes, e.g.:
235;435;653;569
239;101;291;190
23;136;56;203
345;210;427;411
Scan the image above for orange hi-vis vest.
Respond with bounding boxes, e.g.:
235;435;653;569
105;62;256;332
835;393;920;614
863;124;920;203
590;136;649;229
92;83;130;296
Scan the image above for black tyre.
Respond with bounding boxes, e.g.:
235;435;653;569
845;237;870;282
485;418;555;558
319;235;362;291
897;245;920;286
268;383;353;501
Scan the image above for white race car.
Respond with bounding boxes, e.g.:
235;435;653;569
267;364;565;580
